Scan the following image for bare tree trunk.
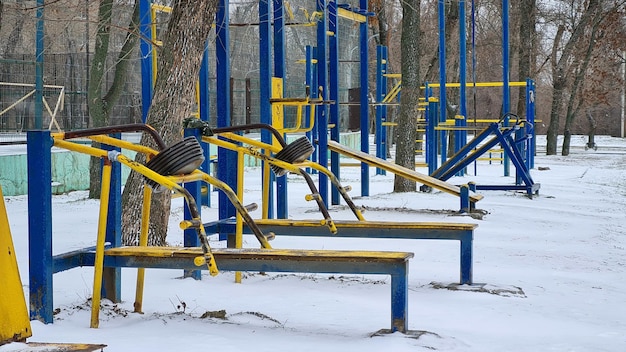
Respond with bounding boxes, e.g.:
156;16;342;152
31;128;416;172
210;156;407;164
121;0;218;246
562;6;605;156
545;0;600;155
394;0;420;193
88;0;140;198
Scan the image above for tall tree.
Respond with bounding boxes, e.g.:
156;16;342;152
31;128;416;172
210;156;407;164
561;8;605;155
121;0;218;246
394;0;420;192
88;0;140;198
545;0;601;155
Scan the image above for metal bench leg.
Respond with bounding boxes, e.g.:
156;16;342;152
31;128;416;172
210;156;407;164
460;237;473;285
390;263;409;333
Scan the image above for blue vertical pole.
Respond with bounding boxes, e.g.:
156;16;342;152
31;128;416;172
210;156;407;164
273;0;288;217
329;0;341;205
438;0;447;167
427;97;439;175
216;0;236;225
139;0;153;122
103;134;122;301
35;0;44;129
502;0;511;176
375;45;387;175
184;129;202;279
359;0;370;196
199;41;211;207
316;0;329;205
259;0;274;219
27;130;53;323
456;0;467;176
526;78;535;169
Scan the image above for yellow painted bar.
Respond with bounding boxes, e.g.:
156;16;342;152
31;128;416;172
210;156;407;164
90;161;112;328
382;80;402;103
106;246;414;262
110;154;224;271
262;148;271;219
134;185;153;313
151;3;172;13
204;134;366;222
296;58;318;64
271;77;284;145
0;186;32;344
235;151;244;283
24;343;107;351
254;218;478;231
422;81;528;88
326;140;483;203
337;7;367;23
88;135;158;157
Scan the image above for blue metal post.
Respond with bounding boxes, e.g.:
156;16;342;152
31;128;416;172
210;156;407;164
199;41;211;207
502;0;511;176
27;130;53;323
390;268;409;333
259;0;274;219
216;0;236;225
316;0;329;205
139;0;153;122
273;0;289;217
359;0;370;197
375;45;388;175
456;0;467;176
102;134;122;301
460;234;473;284
35;0;44;129
427;97;439;175
329;0;341;205
438;0;447;166
526;78;536;169
183;128;203;280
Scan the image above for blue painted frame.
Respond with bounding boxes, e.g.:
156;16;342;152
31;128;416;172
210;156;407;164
375;45;388;176
27;130;53;323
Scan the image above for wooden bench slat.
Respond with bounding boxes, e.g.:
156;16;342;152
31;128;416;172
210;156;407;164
326;140;484;203
104;247;414;262
253;219;478;231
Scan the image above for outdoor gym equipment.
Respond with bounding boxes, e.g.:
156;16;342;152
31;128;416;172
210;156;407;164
27;126;417;333
185;120;479;284
426;113;540;196
325;140;483;212
182;119;363;228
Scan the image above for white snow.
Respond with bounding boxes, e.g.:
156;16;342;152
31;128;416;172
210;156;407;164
2;134;625;351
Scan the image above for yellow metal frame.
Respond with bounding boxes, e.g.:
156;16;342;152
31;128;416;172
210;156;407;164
205;132;365;224
51;134;273;328
269;77;323;135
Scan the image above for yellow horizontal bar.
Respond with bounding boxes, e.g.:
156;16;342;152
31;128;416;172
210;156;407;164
337;8;367;23
424;81;528;88
296;59;318;64
383;73;402;78
151;4;172;13
105;246;414;261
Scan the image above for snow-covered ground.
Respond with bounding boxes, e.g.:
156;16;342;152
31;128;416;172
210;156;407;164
2;135;625;351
